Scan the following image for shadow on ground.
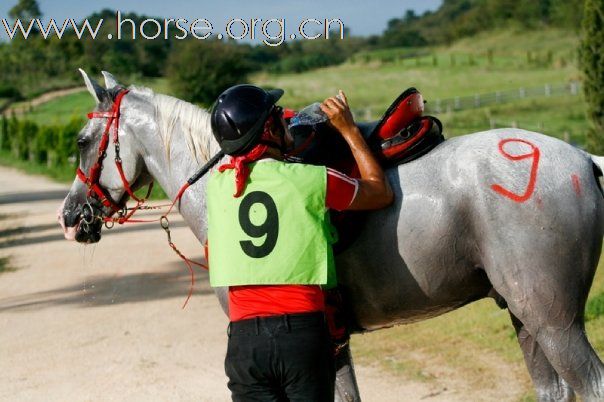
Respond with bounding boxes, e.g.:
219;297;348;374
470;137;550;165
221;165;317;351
0;256;15;274
0;190;68;205
0;220;187;249
0;260;211;312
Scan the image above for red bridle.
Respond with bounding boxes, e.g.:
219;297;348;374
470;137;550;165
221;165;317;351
76;88;212;308
76;89;155;224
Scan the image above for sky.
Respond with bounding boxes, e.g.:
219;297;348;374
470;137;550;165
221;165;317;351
0;0;443;41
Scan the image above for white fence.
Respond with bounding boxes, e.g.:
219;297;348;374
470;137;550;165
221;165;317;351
426;81;581;114
352;81;581;120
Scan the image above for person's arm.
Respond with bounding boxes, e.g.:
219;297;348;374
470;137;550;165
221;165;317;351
320;90;393;210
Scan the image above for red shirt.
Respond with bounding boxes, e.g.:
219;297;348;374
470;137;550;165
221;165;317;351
227;167;358;321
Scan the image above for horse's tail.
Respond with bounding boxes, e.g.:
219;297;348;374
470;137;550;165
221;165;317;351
589;154;604;198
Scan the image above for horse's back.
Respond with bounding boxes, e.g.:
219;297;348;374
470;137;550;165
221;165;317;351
340;129;604;329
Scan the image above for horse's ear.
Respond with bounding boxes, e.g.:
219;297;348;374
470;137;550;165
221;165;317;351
79;68;106;104
101;71;120;89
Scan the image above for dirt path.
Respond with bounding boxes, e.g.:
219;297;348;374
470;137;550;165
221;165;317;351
0;166;524;401
4;87;86;115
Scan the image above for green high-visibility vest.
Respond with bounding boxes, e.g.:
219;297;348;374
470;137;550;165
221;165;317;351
206;160;337;288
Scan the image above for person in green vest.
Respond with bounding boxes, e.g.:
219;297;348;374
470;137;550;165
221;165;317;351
207;84;393;401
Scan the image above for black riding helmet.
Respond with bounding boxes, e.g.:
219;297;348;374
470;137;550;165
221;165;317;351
211;84;284;155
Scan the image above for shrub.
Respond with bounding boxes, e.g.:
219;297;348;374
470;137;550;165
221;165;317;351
580;0;604;154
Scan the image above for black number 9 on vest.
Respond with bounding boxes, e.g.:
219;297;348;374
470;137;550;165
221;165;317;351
238;191;279;258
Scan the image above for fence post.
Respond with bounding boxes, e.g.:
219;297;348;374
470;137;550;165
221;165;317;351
545;84;551;96
490;119;496;129
435;99;441;114
519;88;526;98
564;132;570;143
512;121;518;128
364;108;372;121
495;91;501;103
454;97;460;110
570;81;578;95
474;94;481;108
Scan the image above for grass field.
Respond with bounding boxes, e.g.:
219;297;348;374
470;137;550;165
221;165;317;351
439;95;589;144
11;91;93;126
12;77;170;126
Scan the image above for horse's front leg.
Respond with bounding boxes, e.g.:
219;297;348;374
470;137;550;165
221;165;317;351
214;287;229;315
335;344;362;402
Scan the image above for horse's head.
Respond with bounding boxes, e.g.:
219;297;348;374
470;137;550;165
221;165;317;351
58;69;153;243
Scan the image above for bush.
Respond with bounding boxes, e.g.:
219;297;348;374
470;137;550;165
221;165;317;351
0;84;22;99
580;0;604;155
21;121;39;161
167;39;252;106
0;115;8;151
1;115;82;168
57;118;82;166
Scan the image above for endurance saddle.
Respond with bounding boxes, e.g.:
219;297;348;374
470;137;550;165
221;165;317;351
285;87;445;253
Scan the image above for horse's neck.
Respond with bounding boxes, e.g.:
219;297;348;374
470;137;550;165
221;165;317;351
136;95;217;242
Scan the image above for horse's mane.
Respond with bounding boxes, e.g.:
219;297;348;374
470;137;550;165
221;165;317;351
140;86;220;165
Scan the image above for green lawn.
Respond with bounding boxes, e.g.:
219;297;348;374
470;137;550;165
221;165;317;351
13;77;170;126
253;61;577;114
438;95;590;144
13;91;94;126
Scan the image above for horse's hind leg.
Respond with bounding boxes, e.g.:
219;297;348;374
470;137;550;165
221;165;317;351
509;313;575;401
531;319;604;401
491;262;604;401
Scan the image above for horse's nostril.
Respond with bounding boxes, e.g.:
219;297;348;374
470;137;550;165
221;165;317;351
64;204;83;227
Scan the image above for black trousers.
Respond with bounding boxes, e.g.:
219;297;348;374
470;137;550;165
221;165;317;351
224;312;335;402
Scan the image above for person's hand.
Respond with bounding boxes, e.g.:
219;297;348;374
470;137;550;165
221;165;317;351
319;90;357;136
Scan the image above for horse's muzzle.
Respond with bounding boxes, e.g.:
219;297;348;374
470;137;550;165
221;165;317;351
74;200;104;243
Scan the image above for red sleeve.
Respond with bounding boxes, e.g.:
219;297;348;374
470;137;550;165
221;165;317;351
325;168;359;211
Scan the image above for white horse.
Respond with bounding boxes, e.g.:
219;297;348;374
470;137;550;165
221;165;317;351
59;71;604;401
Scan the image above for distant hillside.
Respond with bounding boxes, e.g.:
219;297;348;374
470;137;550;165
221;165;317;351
381;0;584;47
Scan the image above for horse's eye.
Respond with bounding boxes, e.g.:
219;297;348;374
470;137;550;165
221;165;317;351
77;138;89;150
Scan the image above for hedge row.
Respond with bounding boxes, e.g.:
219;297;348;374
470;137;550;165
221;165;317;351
0;114;82;168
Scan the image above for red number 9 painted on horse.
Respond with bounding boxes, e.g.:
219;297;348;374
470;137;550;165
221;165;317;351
491;138;540;203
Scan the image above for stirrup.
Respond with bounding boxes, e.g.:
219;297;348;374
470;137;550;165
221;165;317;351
379;116;445;165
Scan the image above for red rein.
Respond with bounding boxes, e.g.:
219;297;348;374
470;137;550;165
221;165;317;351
77;89;207;309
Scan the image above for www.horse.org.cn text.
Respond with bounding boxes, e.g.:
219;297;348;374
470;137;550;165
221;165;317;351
1;11;346;46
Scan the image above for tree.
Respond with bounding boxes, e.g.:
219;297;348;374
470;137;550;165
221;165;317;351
167;39;252;106
403;9;419;23
8;0;42;20
580;0;604;154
